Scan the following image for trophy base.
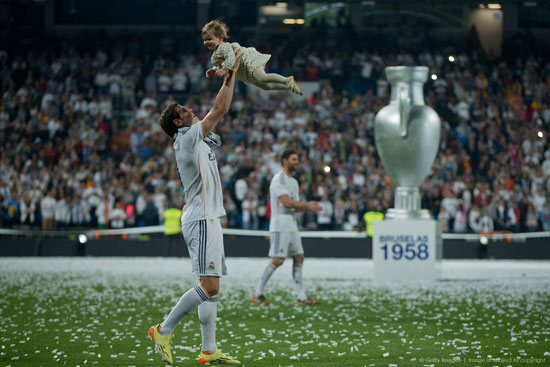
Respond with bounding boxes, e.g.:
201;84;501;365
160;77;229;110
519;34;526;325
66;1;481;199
384;208;432;220
373;219;441;282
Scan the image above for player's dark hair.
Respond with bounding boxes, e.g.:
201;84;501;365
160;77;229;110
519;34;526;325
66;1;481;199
158;102;179;138
281;149;297;165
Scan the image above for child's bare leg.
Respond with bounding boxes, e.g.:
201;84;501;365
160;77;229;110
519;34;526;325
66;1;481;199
252;67;289;85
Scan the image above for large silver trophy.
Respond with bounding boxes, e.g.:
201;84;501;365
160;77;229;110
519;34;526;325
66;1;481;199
374;66;441;220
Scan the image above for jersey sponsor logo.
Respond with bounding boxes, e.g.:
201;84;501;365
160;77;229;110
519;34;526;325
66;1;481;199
208;150;216;161
209;261;215;270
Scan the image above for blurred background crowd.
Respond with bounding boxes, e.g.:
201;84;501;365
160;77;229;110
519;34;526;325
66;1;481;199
1;24;550;233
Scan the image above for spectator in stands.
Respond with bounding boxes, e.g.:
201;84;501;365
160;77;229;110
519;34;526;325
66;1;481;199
506;200;520;232
242;191;258;230
70;196;90;227
479;207;494;233
346;200;360;231
96;195;112;229
54;193;71;229
453;203;468;233
541;201;550;231
135;188;148;227
333;197;346;230
143;194;159;226
40;189;56;230
440;190;458;231
83;182;102;227
19;193;35;230
109;202;127;229
531;185;547;216
468;204;481;232
438;207;450;233
5;191;21;228
317;193;334;230
525;202;539;232
234;175;248;212
491;197;507;231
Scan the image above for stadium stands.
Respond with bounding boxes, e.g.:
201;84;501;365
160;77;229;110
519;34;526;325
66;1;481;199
1;27;549;233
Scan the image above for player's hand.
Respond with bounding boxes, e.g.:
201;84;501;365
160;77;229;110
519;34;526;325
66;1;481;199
307;201;323;212
231;45;243;72
206;69;216;78
215;69;227;78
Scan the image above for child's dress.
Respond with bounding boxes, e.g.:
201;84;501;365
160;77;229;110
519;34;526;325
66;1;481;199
210;42;271;85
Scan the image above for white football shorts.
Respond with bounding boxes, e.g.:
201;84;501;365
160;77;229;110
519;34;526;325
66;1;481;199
268;231;304;258
182;218;227;278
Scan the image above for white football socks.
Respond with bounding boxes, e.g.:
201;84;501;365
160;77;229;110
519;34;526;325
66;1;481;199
160;285;209;335
255;262;276;296
198;296;218;354
293;263;307;300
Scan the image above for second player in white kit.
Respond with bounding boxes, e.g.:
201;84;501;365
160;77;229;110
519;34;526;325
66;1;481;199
253;149;322;306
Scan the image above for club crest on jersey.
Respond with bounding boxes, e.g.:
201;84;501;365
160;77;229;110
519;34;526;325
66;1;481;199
208;150;216;161
209;261;215;270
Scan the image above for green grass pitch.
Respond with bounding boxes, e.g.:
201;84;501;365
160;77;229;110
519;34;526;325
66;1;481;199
0;258;549;366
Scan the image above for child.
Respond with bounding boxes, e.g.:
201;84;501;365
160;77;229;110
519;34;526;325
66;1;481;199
202;20;303;95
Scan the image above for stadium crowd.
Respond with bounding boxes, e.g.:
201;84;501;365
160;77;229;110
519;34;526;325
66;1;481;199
1;27;550;233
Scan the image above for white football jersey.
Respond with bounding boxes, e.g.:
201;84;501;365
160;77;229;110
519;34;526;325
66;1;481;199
269;171;299;232
174;122;225;224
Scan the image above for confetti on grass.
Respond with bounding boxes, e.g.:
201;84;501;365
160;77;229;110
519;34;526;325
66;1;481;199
0;258;549;366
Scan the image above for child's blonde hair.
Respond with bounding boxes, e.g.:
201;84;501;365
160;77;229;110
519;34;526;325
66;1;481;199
201;20;229;41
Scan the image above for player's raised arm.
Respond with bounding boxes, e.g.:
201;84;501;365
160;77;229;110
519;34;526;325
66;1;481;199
202;47;242;136
279;194;322;213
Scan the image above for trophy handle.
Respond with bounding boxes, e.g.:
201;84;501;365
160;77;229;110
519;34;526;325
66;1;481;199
398;84;410;137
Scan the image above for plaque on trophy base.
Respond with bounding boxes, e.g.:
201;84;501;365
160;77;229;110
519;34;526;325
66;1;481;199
373;220;441;283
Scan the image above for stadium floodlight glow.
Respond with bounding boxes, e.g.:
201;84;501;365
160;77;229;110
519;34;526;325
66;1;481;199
487;3;501;9
282;18;304;25
275;2;288;8
324;165;331;173
538;131;544;138
431;74;438;80
78;234;88;244
448;56;455;62
480;236;489;245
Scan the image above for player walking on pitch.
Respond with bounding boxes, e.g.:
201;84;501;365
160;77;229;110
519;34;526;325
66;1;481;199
148;47;242;365
253;149;323;306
